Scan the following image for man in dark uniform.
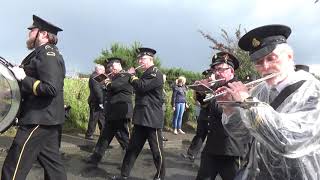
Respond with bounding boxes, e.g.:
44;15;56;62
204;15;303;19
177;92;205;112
181;70;212;161
85;64;106;140
1;15;67;180
195;52;245;180
86;57;133;165
112;47;165;180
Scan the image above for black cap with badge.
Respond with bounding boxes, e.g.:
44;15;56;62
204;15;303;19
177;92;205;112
202;69;211;76
137;47;157;58
238;24;291;62
106;57;124;67
28;15;63;35
210;52;239;70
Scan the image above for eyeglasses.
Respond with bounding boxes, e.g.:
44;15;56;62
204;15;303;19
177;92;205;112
212;67;230;73
254;53;281;68
138;57;150;61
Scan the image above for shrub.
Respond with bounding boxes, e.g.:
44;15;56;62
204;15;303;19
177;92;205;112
63;78;197;131
63;78;90;131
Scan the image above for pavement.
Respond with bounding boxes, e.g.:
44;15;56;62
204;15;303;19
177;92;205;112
0;130;210;180
60;130;196;151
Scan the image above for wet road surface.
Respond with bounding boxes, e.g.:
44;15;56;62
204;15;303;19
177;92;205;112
0;132;223;180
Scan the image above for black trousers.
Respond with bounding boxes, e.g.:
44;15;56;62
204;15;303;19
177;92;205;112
187;120;208;157
86;104;105;137
1;125;67;180
93;119;130;160
196;153;238;180
121;125;165;179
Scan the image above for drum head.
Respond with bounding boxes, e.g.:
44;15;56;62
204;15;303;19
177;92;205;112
0;63;21;133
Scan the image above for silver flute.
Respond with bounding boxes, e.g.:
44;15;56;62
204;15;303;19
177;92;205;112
203;72;281;102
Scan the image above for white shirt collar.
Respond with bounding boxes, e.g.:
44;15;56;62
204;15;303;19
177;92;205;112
271;70;305;92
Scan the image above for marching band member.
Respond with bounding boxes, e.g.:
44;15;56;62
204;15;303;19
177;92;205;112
112;47;165;180
195;52;245;180
2;15;67;180
220;25;320;180
86;57;133;166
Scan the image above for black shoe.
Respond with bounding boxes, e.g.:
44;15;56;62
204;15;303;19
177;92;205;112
162;136;168;141
85;135;94;140
111;175;128;180
153;176;165;180
84;153;101;166
181;153;195;161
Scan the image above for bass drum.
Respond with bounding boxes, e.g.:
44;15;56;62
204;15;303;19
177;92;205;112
0;62;21;133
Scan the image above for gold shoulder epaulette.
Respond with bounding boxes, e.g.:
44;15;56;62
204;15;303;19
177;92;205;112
130;76;139;83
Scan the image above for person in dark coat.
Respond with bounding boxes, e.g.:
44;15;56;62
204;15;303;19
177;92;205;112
1;15;67;180
181;70;213;161
195;52;245;180
86;57;133;165
85;64;106;140
112;47;165;180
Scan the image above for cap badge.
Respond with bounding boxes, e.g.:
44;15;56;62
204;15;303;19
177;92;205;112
223;54;229;63
252;38;260;48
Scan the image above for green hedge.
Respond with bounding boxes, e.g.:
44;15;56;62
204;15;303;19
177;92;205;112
64;79;197;132
64;78;90;131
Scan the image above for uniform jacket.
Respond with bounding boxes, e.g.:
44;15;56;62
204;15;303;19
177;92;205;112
203;77;244;156
18;43;66;125
195;92;210;122
131;66;164;128
88;72;104;106
105;71;133;121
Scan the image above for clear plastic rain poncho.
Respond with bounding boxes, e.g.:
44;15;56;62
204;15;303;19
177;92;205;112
222;70;320;180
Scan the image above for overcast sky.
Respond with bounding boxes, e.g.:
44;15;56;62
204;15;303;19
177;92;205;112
1;0;319;74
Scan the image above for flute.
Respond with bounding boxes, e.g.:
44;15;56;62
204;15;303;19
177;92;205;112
209;78;225;86
118;64;144;75
108;65;144;76
203;72;281;102
132;64;144;71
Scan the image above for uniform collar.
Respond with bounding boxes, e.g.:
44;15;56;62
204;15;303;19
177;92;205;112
270;71;300;92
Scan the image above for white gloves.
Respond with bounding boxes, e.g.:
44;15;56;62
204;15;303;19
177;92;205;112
99;104;104;110
10;66;26;81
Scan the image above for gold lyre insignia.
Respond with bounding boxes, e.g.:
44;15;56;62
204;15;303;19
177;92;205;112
223;54;229;63
252;38;260;48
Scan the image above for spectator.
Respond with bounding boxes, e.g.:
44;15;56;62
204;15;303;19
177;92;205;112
171;76;188;135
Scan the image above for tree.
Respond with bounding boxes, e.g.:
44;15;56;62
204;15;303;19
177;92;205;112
95;42;161;72
161;67;202;88
199;25;259;81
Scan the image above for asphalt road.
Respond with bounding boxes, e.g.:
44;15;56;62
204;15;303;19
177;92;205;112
0;132;223;180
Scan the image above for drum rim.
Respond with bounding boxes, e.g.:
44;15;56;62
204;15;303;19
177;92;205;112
0;63;21;133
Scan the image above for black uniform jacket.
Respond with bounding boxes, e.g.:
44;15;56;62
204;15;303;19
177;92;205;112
18;43;66;125
131;66;164;129
88;72;104;106
105;72;133;121
202;77;244;156
196;92;210;122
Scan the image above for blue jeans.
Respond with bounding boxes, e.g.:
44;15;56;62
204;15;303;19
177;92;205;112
172;103;185;129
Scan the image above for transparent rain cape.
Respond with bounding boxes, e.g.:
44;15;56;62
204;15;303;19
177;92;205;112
222;70;320;180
